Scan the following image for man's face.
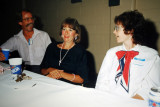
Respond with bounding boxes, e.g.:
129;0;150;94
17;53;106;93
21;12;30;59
19;11;34;32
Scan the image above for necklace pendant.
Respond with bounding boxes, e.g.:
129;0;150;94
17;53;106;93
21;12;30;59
59;43;72;67
59;60;61;66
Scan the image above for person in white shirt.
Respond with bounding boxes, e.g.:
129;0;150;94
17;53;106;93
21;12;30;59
95;10;160;101
0;9;51;74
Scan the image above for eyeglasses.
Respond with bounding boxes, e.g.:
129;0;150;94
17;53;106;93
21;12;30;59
22;17;35;21
114;25;123;31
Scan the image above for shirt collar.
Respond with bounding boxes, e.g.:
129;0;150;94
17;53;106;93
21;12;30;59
16;28;40;39
122;43;140;51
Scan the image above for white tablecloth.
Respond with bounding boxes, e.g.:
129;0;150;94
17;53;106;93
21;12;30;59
0;62;148;107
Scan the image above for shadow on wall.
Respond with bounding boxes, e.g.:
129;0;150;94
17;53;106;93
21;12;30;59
34;15;56;43
143;19;159;51
79;25;97;88
34;16;44;30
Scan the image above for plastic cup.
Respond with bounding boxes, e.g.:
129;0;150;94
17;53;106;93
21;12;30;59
2;49;10;61
9;58;22;75
149;87;160;107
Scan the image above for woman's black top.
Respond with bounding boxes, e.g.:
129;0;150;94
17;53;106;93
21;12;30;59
40;42;88;85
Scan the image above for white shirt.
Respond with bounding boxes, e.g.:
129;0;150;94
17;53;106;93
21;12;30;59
95;44;160;101
0;28;51;65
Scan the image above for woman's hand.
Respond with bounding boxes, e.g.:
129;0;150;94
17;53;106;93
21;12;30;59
0;52;5;61
43;67;84;84
46;68;63;79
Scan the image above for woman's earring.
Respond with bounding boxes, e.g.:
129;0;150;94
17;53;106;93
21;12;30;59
75;36;77;40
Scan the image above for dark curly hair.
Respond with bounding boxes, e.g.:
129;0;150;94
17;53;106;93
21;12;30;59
16;9;34;23
60;17;81;43
114;10;146;45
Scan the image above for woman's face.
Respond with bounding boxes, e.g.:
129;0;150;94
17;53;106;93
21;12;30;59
61;24;77;43
113;24;132;44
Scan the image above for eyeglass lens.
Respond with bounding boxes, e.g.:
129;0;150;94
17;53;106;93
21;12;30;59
23;17;34;21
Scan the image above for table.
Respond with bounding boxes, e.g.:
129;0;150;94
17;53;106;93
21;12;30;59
0;62;148;107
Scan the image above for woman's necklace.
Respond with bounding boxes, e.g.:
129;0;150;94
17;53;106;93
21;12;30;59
59;43;74;66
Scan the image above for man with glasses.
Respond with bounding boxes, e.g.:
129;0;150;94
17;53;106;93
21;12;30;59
0;9;51;74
